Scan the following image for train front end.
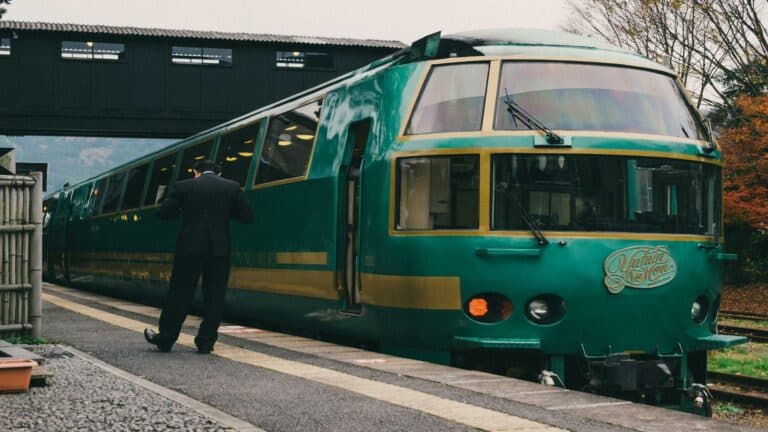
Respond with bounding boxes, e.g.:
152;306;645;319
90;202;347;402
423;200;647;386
377;30;747;413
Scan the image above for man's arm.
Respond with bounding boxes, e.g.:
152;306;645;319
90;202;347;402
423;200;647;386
155;185;182;220
231;189;254;224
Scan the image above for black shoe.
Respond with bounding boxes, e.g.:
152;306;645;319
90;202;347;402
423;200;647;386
195;344;213;354
144;328;172;352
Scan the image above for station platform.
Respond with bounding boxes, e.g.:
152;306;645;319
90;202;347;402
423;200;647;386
8;282;758;432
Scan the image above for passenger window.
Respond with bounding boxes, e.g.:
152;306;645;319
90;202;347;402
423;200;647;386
101;172;126;214
406;63;489;135
177;141;214;181
144;153;178;206
254;100;321;185
216;122;260;186
72;183;92;219
122;164;150;210
395;155;479;230
90;178;108;216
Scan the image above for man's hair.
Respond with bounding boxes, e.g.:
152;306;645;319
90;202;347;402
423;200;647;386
192;159;220;174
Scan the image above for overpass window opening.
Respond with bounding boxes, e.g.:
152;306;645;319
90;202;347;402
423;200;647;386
101;171;126;214
276;51;333;69
216;122;260;187
395;155;480;230
177;141;214;181
145;152;178;206
122;164;149;210
171;46;232;66
61;41;125;61
0;37;10;56
406;62;489;135
254;99;322;185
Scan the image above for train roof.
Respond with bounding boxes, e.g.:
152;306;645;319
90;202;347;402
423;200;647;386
438;28;670;73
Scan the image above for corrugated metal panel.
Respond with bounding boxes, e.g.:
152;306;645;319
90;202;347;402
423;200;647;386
0;20;406;49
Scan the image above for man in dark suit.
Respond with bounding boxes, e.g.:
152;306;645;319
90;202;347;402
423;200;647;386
144;159;253;353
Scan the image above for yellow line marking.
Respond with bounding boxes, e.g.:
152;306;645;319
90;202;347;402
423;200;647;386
43;291;562;432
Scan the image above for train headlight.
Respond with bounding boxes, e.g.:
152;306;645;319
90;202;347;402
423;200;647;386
525;295;565;325
529;300;549;320
691;296;709;324
464;293;513;323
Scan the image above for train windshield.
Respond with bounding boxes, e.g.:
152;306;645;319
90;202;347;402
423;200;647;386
491;154;721;235
495;62;708;140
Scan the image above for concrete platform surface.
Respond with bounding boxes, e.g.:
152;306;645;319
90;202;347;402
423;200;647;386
29;282;759;432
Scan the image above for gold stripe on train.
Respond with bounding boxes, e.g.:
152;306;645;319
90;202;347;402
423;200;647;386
360;273;461;310
230;267;337;300
276;252;328;265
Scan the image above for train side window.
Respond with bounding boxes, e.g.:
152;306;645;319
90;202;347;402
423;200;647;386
177;140;214;181
101;171;126;214
216;121;260;187
254;99;321;185
42;198;57;228
122;164;150;210
71;183;93;219
145;152;178;206
405;63;489;135
90;178;108;216
395;155;479;230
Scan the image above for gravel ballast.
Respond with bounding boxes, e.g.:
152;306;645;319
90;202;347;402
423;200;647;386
0;345;234;432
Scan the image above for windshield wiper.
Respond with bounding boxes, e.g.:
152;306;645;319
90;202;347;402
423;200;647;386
503;89;564;145
510;196;549;247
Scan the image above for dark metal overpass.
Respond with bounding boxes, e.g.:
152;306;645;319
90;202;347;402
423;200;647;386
0;21;403;138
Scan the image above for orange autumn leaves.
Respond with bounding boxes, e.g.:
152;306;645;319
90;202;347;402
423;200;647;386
720;95;768;231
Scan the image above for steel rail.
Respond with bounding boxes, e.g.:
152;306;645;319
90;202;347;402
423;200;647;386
720;311;768;322
717;325;768;343
708;371;768;409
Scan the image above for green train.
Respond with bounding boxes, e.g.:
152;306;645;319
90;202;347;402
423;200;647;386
43;29;746;413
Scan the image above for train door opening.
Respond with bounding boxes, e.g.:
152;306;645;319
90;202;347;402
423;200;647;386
341;119;371;312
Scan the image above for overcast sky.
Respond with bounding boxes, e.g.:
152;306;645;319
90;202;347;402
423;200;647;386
4;0;575;43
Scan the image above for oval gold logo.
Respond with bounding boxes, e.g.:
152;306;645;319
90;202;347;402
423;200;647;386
603;246;677;294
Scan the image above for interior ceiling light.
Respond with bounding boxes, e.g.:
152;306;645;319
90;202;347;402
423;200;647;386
86;41;94;48
285;125;298;131
193;155;205;160
295;134;314;141
243;139;255;144
225;156;238;162
237;151;254;157
278;140;292;147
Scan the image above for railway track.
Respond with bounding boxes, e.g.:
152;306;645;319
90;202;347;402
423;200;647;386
720;311;768;322
717;325;768;343
709;372;768;408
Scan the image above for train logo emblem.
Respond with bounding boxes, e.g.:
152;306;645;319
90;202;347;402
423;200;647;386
603;246;677;294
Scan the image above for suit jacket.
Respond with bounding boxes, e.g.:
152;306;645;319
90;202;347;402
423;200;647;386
156;173;254;257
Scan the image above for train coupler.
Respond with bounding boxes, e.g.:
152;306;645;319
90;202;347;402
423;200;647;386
585;353;675;395
685;383;713;417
